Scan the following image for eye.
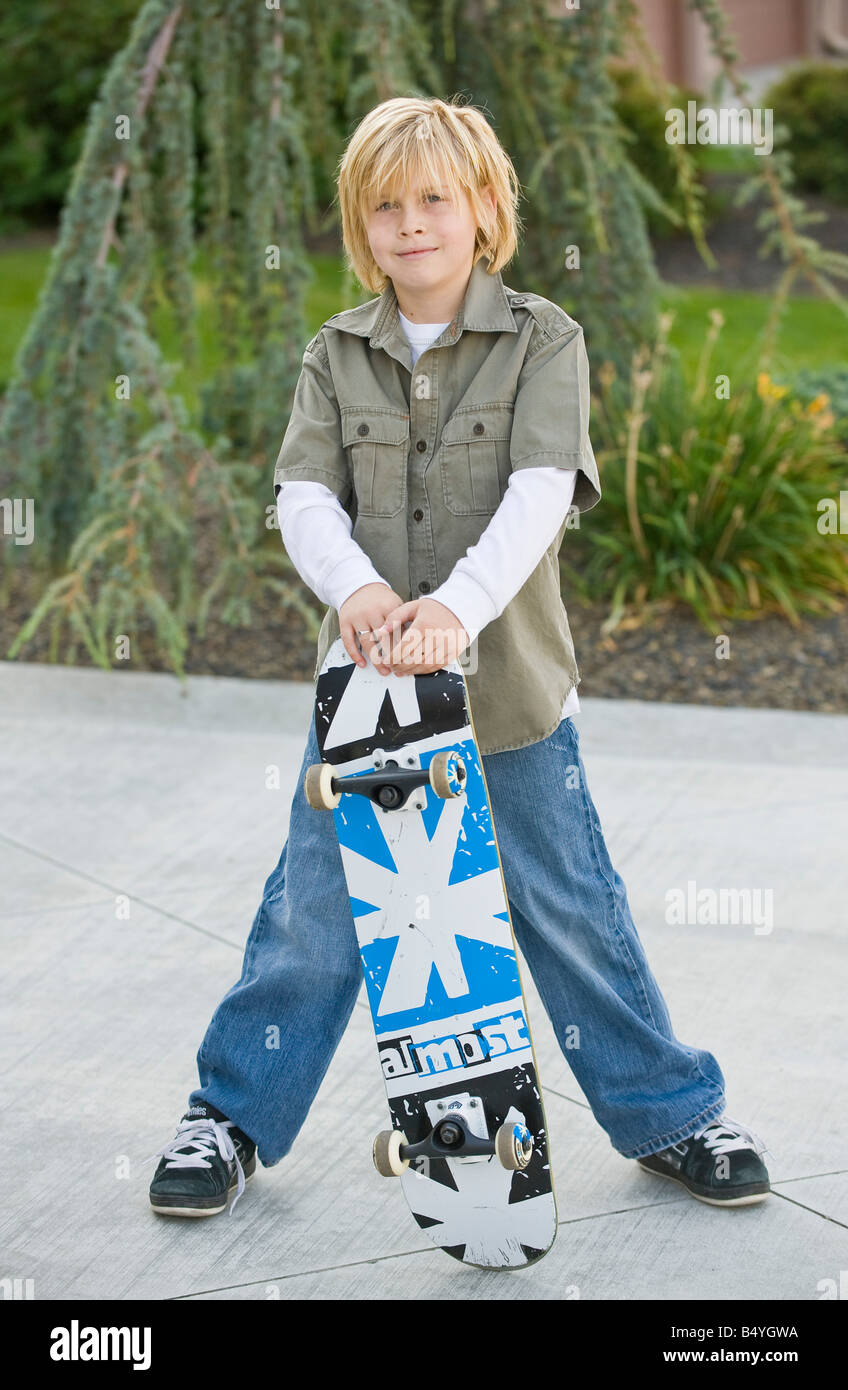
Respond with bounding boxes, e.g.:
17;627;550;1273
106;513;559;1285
375;192;444;212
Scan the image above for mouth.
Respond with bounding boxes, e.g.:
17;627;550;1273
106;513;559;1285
397;247;437;258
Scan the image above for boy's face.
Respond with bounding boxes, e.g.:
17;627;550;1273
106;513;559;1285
364;173;495;303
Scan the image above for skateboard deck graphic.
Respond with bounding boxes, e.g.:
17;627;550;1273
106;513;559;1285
309;636;557;1269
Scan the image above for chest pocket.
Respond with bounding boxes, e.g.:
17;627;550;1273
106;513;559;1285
439;404;514;515
341;406;409;517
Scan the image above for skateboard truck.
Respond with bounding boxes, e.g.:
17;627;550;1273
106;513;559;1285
373;1092;534;1177
305;749;467;812
401;1112;494;1162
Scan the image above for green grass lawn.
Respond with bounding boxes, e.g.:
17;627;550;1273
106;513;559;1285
658;283;846;385
1;242;59;387
1;240;845;411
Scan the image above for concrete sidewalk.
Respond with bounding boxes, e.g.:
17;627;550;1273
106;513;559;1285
1;660;846;1301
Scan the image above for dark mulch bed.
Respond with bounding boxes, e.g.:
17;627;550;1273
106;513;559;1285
652;170;848;294
3;557;846;714
566;596;848;712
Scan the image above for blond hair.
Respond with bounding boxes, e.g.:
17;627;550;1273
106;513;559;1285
335;96;523;293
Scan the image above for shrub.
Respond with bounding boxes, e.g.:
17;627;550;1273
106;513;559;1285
0;1;142;233
763;62;848;204
610;66;716;239
565;310;848;631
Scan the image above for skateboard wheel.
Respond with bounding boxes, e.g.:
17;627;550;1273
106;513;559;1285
304;762;340;810
428;751;466;800
495;1122;534;1171
372;1128;410;1178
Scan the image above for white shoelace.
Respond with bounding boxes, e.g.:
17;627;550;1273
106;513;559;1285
692;1114;769;1158
148;1118;247;1214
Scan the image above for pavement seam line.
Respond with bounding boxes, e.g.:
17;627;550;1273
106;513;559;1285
166;1198;689;1299
768;1189;848;1229
0;831;240;950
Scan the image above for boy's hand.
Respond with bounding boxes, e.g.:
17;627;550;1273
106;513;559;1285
372;598;470;677
339;583;405;674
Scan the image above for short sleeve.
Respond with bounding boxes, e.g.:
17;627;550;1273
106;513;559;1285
509;323;601;514
272;334;351;506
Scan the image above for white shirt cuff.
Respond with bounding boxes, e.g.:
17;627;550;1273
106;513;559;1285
324;561;393;613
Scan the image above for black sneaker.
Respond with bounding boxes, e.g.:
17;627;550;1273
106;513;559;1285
637;1114;771;1206
148;1101;257;1217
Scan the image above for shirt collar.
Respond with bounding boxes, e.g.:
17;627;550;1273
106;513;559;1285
328;253;519;354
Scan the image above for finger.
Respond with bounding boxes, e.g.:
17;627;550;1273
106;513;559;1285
374;601;415;636
398;626;424;669
353;618;393;674
387;620;418;667
437;631;450;667
341;621;367;668
388;625;409;665
383;617;415;667
362;617;391;662
424;629;440;668
366;633;392;674
384;633;407;672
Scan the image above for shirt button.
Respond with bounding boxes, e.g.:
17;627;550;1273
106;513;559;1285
418;580;431;594
413;508;424;521
511;296;526;306
473;422;485;435
416;439;427;452
357;423;369;436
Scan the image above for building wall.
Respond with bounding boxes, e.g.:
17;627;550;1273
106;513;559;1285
628;0;848;88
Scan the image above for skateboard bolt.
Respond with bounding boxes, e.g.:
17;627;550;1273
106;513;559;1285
439;1122;463;1148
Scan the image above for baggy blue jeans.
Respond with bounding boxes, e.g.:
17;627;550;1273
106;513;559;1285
189;712;726;1166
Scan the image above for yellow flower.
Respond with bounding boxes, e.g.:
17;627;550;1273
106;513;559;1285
756;372;787;401
806;393;830;415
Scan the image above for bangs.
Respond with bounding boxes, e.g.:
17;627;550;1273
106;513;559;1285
360;143;467;218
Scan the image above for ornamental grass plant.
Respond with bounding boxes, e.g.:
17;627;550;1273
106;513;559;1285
566;309;848;633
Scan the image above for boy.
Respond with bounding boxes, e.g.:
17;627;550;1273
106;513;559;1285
149;96;769;1219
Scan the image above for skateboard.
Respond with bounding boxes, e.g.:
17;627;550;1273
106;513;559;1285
304;635;557;1269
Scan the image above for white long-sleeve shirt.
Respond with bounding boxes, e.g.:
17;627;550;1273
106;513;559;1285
277;310;582;719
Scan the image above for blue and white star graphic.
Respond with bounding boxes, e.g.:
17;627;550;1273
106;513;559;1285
334;747;520;1031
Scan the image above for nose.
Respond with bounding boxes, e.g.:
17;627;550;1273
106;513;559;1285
397;201;426;235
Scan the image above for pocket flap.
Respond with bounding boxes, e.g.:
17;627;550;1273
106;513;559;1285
440;404;514;446
341;407;410;448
